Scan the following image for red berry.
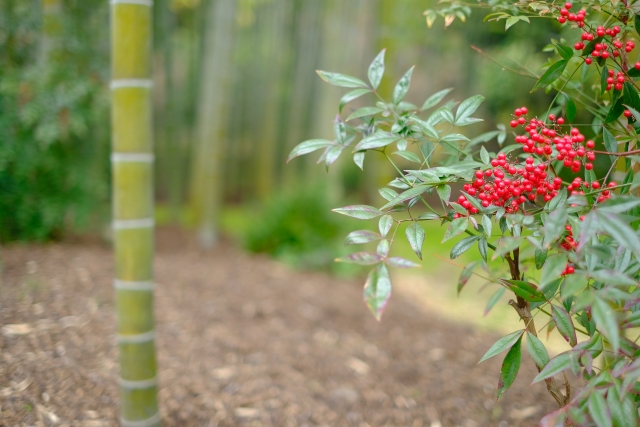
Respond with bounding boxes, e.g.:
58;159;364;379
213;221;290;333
624;110;632;118
635;62;640;70
557;117;565;124
585;58;593;65
510;120;518;128
591;181;600;189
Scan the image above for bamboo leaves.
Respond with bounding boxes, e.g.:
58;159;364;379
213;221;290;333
368;49;385;90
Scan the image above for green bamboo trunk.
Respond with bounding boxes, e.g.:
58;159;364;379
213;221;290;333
110;1;160;426
188;0;237;248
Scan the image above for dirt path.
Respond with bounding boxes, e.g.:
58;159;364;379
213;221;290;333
0;228;559;427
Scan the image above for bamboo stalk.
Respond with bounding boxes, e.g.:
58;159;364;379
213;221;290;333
110;1;160;426
188;0;237;248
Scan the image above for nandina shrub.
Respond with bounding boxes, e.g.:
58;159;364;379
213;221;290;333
289;1;640;425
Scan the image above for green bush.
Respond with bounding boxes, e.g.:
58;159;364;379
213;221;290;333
243;185;351;271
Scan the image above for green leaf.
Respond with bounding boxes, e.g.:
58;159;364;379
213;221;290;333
421;88;453;111
393;66;415;105
540;253;567;290
354;132;399;151
565;96;577;122
555;43;573;60
607;382;638;427
478;237;488;263
479;330;524;363
551;304;577;347
605;96;625;124
417;212;440;220
502;280;546;302
392;150;421;163
344;230;382;245
451;236;481;259
532;59;568;92
497;336;522;400
481;214;492;237
602;128;618;163
336;252;383;265
316;70;368;88
368;49;385;90
377;239;390;257
436;185;451;203
455;95;484;123
480;146;490;165
333;205;384;220
526;332;549;369
324;145;344;170
287;139;335;162
492;236;523;259
353;152;365;170
378;215;393;237
380;185;431;210
588;392;612;427
442;217;468;242
457;261;477;295
339;88;371;113
386;257;420;269
636;13;640;38
485;287;506;315
601;65;609;95
596;211;640;260
346;106;384;122
535;248;547;270
543;203;567;247
599;196;640;213
592;296;619;354
406;222;426;259
441;133;470;142
532;352;572;383
363;264;392;320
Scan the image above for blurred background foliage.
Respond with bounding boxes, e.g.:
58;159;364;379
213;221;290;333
2;0;570;270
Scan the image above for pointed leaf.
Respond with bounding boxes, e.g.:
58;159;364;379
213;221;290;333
287;139;334;162
344;230;382;245
552;304;577;347
607;383;638;427
502;280;546;302
339;88;371;113
436;185;451;203
555;43;573;60
353;152;365;170
532;352;572;383
336;252;383;265
380;185;431;210
458;261;477;295
406;222;426;259
354;132;399;151
497;336;522;400
535;248;547;270
393;66;415;105
588;392;612;427
346;106;384;122
368;49;385;90
421;88;453;111
479;330;524;363
478;237;488;263
592;296;620;354
392;150;421;163
316;70;368;88
596;211;640;260
450;236;480;259
333;205;384;220
386;257;420;269
456;95;484;123
526;332;549;369
540;254;567;290
532;59;568;92
442;217;468;243
485;287;506;315
378;215;393;237
363;264;392;320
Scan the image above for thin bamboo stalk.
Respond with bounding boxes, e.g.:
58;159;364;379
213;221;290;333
110;1;160;426
188;0;237;248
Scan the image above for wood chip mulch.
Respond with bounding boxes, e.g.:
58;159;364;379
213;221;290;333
0;227;560;427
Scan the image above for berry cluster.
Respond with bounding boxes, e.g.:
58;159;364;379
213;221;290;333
556;2;586;26
454;152;562;218
509;107;597;173
604;69;626;91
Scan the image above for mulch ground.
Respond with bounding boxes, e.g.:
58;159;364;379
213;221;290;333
0;227;561;427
